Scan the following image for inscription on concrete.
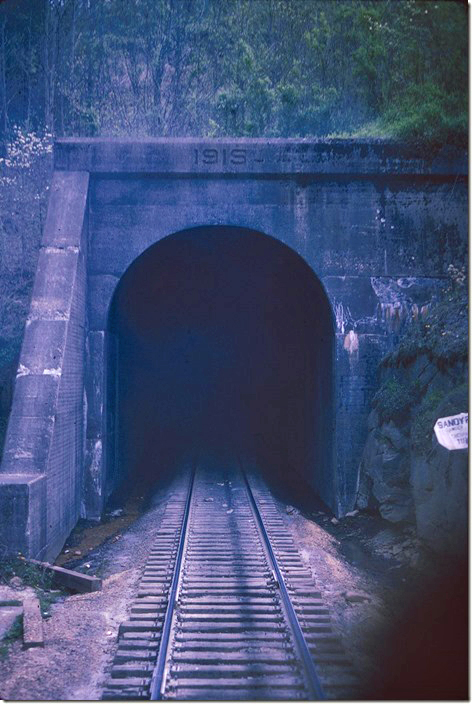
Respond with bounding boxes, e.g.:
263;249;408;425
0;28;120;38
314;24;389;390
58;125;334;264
53;138;468;176
192;145;356;168
194;147;257;166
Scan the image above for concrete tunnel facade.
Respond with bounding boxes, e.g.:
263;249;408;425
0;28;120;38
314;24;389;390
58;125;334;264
0;138;467;560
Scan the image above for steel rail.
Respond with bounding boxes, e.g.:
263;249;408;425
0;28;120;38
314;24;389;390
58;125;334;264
149;465;196;700
240;463;326;701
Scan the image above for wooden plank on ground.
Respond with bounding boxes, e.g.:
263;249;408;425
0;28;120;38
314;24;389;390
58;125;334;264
23;597;43;648
26;559;102;593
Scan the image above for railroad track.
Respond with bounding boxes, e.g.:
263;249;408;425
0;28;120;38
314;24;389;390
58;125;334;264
103;460;358;700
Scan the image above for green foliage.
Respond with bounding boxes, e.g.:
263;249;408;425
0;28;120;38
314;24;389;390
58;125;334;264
385;271;468;369
0;558;54;591
0;0;467;466
0;0;467;144
0;559;66;657
376;269;468;449
381;83;468;147
0;615;22;659
0;558;65;617
372;377;421;424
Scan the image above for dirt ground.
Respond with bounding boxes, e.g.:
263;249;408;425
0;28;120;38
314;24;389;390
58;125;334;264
0;483;174;701
0;474;447;701
274;501;432;690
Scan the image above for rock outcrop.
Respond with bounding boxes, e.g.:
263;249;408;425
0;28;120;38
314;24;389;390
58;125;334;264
357;347;468;556
358;412;414;523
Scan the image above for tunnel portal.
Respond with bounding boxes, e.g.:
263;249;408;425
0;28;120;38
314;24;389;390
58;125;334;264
107;226;334;507
0;138;464;560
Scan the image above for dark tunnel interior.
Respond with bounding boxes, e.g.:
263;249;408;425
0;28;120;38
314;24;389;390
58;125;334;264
106;226;334;511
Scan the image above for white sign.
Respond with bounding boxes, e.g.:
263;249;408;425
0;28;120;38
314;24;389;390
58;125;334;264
434;412;468;450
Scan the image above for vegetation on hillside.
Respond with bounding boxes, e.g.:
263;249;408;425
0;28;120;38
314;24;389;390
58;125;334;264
0;128;51;455
372;268;468;452
383;265;468;369
0;0;467;143
0;0;468;456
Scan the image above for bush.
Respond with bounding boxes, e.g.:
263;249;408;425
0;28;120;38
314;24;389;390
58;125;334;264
0;558;65;619
0;616;22;659
384;273;468;370
372;377;421;424
381;82;467;147
0;558;54;591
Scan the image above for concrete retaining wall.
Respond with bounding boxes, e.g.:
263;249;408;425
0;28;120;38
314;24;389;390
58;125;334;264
0;172;89;560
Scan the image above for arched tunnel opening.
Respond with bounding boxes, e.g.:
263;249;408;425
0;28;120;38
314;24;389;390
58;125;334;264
106;226;335;514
